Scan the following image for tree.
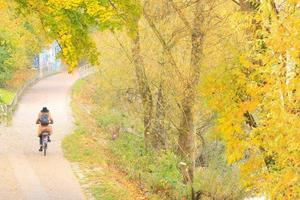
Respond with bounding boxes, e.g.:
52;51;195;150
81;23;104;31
8;0;299;198
0;1;44;86
14;0;116;70
201;0;300;198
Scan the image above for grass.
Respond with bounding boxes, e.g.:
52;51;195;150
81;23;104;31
63;67;246;200
0;68;37;105
62;78;145;200
109;133;188;200
0;68;36;125
0;88;15;105
63;127;105;165
91;181;128;200
63;127;129;200
63;75;189;200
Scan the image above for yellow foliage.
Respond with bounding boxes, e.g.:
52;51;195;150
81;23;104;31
3;0;298;198
200;1;300;198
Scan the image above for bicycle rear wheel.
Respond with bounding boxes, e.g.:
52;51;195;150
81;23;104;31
43;143;47;156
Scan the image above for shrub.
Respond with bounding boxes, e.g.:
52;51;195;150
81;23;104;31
193;140;246;199
109;132;188;199
0;36;15;86
0;88;15;104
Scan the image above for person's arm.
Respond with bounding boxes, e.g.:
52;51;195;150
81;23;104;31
36;113;41;124
49;113;54;124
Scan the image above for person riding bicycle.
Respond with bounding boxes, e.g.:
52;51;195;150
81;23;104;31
36;107;53;152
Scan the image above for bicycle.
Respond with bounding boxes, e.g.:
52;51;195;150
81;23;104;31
41;132;50;156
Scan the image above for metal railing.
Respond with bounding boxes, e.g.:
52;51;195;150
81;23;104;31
78;64;97;79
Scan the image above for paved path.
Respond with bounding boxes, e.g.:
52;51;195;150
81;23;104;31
0;72;85;200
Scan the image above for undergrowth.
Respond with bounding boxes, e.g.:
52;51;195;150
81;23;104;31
63;79;142;200
63;74;245;200
0;68;37;104
0;88;15;104
109;133;188;199
63;76;188;200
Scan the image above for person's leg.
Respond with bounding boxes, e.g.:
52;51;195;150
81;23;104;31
47;126;53;142
39;135;42;145
39;135;43;151
37;125;43;151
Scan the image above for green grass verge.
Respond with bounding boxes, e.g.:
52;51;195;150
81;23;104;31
0;88;15;104
63;127;105;165
63;127;129;200
62;79;132;200
63;76;190;200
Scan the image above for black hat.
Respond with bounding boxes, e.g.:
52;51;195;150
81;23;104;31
41;107;49;112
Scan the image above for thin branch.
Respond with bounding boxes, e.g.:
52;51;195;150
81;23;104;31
168;0;192;31
231;0;240;6
143;4;183;77
111;32;134;64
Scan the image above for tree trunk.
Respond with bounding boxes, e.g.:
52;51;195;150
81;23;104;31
178;0;204;187
179;89;196;183
153;82;167;149
131;31;154;149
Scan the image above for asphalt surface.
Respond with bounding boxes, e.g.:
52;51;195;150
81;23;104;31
0;71;85;200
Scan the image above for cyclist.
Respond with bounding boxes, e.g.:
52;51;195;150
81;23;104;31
36;107;54;151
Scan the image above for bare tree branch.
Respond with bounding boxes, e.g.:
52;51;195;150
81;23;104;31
143;3;183;77
168;0;192;31
231;0;240;6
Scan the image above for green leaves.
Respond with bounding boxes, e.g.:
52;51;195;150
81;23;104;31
0;34;16;85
